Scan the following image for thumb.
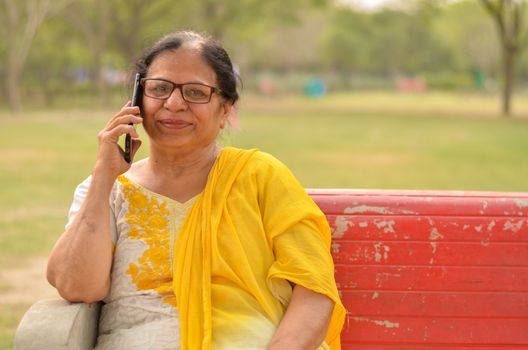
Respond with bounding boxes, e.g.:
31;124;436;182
130;138;142;161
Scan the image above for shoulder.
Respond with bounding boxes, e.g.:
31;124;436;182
224;147;291;174
72;175;122;201
228;148;302;190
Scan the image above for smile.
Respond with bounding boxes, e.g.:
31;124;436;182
158;119;191;129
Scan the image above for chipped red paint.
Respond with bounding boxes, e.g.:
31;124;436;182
307;189;528;349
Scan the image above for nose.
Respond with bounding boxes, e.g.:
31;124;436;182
163;86;187;111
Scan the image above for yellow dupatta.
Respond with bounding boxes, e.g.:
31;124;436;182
172;147;345;350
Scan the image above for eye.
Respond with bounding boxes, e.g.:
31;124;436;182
146;81;172;96
185;86;208;98
153;84;170;93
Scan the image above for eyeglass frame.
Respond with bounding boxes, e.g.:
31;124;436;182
140;78;223;104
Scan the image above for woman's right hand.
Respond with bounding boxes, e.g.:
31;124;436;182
94;101;143;178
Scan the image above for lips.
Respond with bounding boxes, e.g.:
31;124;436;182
158;119;191;129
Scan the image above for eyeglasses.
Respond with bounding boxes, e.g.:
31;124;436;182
141;78;222;104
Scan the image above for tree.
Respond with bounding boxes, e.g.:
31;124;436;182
480;0;528;116
432;1;499;75
0;0;71;112
65;0;111;106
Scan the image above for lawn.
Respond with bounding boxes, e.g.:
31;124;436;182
0;91;527;348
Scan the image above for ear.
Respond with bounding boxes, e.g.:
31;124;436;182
219;100;233;128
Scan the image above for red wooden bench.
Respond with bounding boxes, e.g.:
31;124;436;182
15;189;528;349
308;189;528;349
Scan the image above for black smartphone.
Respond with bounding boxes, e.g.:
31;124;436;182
124;73;141;163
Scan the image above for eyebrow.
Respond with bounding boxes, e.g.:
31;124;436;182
146;77;210;85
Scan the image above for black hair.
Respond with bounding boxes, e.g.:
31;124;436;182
131;31;240;104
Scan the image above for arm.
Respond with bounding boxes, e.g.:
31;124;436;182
46;173;115;303
47;103;142;303
267;284;334;350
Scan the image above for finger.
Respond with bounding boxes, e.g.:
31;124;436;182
100;124;139;143
104;106;140;129
105;114;142;132
113;106;140;120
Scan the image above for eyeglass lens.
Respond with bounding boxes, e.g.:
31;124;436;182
143;79;213;103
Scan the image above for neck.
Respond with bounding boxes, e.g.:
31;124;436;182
147;143;220;179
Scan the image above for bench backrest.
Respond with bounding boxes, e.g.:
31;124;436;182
308;189;528;349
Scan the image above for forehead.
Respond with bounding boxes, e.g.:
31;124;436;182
147;45;216;84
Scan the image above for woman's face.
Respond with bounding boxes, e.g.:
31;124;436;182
141;46;231;153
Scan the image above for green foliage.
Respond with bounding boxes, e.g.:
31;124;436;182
321;4;454;75
4;0;528;110
431;0;499;73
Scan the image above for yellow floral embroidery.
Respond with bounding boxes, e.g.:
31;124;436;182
118;176;177;308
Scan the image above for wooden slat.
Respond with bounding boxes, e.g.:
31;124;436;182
332;241;528;266
308;189;528;198
341;344;528;350
334;265;528;292
311;194;528;217
342;291;528;317
341;317;528;344
327;215;528;242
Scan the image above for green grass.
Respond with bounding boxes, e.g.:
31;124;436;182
0;92;527;258
0;91;527;347
225;109;528;191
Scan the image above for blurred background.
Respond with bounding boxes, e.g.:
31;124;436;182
0;0;527;348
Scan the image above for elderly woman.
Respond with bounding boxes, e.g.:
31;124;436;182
47;31;345;350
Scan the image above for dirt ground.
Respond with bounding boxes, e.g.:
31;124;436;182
0;256;59;304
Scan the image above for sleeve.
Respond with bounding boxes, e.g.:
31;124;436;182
65;176;118;244
256;152;346;349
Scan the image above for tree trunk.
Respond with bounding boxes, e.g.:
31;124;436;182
501;46;515;116
6;56;22;113
96;0;110;107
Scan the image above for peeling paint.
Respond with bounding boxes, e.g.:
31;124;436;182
372;319;400;329
332;216;349;238
375;272;401;288
482;200;489;210
371;291;379;300
429;228;444;241
347;282;358;288
463;224;470;230
487;220;496;232
331;242;341;253
428;228;442;266
375;220;396;233
403;233;410;240
359;221;368;228
513;198;528;208
504;220;524;233
352;317;400;329
475;225;483;233
430;242;438;254
345;206;393;215
373;242;390;262
480;239;490;247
